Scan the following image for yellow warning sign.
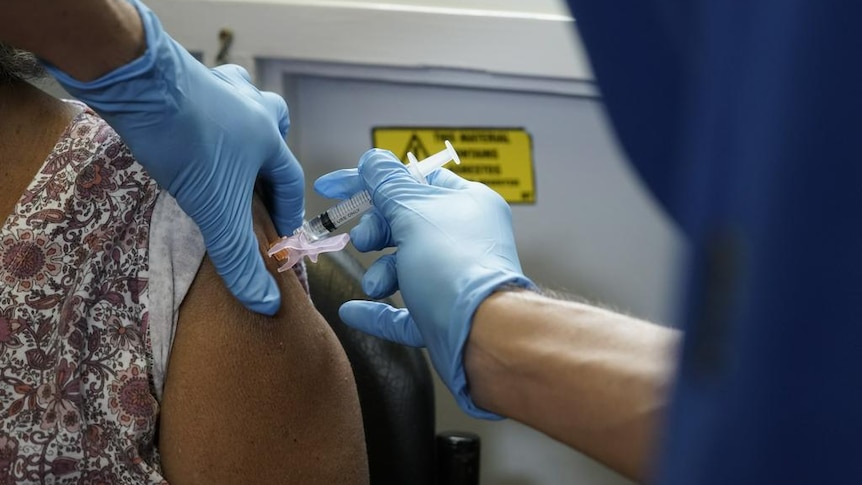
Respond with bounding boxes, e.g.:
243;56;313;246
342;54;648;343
372;127;535;203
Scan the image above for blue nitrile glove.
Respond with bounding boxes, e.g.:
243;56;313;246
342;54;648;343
314;149;535;418
45;0;303;315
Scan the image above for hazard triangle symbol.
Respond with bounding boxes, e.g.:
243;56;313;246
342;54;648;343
401;133;430;162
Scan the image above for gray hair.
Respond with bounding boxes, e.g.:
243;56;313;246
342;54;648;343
0;44;45;83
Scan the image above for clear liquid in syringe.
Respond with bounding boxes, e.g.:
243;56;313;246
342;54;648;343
298;190;372;241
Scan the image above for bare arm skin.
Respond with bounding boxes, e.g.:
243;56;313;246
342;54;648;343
158;198;369;484
0;1;144;81
465;290;680;482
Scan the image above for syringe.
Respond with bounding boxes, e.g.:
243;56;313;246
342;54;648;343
297;140;461;241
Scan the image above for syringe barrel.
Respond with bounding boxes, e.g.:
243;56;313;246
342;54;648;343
298;218;329;241
300;141;459;241
299;190;373;240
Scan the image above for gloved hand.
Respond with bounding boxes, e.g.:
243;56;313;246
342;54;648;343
45;0;303;315
315;149;535;418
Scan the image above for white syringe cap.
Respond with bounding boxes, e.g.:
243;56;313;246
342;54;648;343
407;140;461;184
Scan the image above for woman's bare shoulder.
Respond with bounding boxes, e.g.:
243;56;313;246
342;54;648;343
159;197;369;484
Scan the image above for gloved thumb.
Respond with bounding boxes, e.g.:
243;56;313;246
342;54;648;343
204;209;282;316
314;168;364;200
357;149;418;204
425;167;474;190
339;301;425;347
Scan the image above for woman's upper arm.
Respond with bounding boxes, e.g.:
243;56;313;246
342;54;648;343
158;198;368;484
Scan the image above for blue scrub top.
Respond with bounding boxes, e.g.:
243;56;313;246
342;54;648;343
564;1;862;483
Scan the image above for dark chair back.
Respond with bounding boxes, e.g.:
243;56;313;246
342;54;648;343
307;251;436;485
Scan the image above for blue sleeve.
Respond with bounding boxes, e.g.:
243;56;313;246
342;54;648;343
567;2;862;485
564;1;693;222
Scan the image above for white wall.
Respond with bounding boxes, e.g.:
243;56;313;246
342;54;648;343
206;0;571;16
149;0;590;80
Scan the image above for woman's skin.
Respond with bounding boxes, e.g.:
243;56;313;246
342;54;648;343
159;198;369;484
0;82;79;216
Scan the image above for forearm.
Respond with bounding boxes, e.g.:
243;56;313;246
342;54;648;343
465;290;679;482
0;0;144;81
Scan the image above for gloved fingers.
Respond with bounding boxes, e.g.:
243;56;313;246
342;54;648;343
260;143;306;235
350;211;392;252
339;301;425;347
357;149;419;207
313;168;364;200
260;91;291;137
361;253;399;298
201;193;281;316
425;167;474;190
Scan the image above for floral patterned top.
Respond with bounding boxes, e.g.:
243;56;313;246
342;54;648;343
0;105;167;483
